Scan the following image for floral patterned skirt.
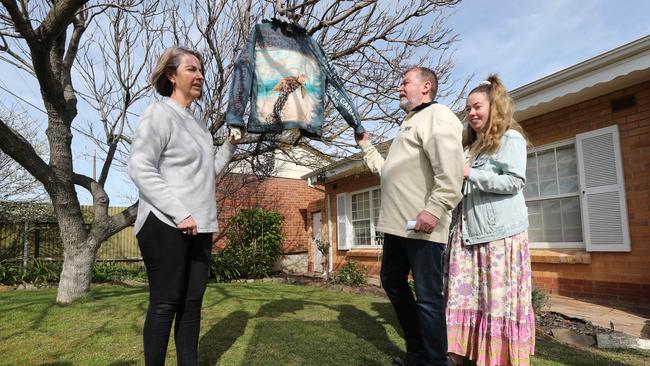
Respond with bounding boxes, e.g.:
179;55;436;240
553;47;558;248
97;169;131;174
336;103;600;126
444;222;535;366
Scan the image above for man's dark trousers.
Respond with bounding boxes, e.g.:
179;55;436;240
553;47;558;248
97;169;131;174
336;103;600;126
381;233;448;366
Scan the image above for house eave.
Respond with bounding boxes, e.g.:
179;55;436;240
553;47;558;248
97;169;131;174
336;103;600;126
303;159;368;185
302;141;391;185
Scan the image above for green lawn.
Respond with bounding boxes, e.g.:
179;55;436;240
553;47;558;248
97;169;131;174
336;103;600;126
0;283;648;366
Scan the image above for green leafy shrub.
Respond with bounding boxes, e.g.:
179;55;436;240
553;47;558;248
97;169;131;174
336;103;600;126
0;260;22;285
222;208;284;279
209;251;241;283
92;262;146;283
25;258;61;285
133;269;148;282
332;260;368;286
531;287;549;315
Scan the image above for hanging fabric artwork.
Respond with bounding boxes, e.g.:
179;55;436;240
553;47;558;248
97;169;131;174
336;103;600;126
225;19;365;140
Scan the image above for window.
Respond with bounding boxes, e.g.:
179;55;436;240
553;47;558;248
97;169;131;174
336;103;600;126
525;142;584;248
523;125;630;252
350;187;381;247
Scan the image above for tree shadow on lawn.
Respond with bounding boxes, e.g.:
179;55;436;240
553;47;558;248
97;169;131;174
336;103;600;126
256;298;307;318
205;283;327;306
203;284;237;308
26;300;60;332
198;310;250;366
88;286;148;301
198;298;311;365
196;289;404;365
232;298;402;365
339;303;403;359
371;302;402;335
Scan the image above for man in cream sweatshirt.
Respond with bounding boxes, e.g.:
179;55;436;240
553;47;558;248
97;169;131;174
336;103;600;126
356;67;463;366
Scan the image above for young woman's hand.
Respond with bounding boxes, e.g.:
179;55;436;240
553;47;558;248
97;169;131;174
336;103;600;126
463;163;471;179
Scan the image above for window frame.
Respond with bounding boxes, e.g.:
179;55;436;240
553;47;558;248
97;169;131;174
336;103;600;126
526;138;585;250
348;186;381;249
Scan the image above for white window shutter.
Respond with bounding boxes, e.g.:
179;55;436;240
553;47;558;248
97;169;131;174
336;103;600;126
576;125;631;252
336;193;351;250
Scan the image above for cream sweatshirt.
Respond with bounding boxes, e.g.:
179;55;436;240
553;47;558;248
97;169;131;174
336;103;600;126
359;103;464;244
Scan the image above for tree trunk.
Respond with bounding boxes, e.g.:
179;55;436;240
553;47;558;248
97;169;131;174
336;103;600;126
56;236;100;303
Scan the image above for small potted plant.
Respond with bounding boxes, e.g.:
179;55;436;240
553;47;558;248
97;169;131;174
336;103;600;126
315;239;330;281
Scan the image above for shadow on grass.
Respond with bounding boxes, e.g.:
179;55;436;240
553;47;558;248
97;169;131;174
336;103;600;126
338;304;402;359
203;284;236;308
29;301;60;331
39;363;72;366
240;319;355;364
89;286;148;300
256;298;306;318
227;298;403;365
198;310;249;366
106;361;138;366
372;301;404;338
534;334;644;366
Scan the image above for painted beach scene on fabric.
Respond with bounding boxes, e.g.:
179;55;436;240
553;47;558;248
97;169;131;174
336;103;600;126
254;47;322;127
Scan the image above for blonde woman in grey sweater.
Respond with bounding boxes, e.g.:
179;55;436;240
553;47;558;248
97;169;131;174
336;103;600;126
128;47;240;366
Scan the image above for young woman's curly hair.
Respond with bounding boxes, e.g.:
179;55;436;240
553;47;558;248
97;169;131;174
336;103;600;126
464;74;530;155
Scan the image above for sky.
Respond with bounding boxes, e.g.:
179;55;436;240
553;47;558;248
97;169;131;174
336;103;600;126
1;0;650;206
443;0;650;94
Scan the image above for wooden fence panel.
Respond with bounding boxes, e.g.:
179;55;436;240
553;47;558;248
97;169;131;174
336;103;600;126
0;206;141;263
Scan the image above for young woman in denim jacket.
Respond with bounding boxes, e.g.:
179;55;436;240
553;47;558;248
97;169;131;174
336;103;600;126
445;75;535;366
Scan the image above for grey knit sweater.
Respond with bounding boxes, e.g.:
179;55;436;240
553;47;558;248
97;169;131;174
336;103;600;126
128;98;235;234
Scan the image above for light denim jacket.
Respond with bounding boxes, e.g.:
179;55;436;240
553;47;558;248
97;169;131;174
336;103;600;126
460;129;529;245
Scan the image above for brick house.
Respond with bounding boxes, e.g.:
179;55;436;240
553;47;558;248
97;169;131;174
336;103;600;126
216;150;325;273
302;35;650;304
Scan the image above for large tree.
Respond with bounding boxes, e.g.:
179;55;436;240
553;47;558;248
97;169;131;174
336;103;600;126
0;0;463;303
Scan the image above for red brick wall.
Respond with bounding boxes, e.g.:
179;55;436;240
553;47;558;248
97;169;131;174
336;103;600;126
521;80;650;304
216;173;325;254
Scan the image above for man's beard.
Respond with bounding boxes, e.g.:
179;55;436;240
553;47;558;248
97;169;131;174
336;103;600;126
399;97;413;112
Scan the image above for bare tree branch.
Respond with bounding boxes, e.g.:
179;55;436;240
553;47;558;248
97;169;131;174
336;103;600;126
0;117;52;187
0;0;36;43
38;0;88;43
307;0;375;36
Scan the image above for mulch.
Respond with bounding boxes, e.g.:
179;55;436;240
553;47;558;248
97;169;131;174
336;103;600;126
536;311;614;337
